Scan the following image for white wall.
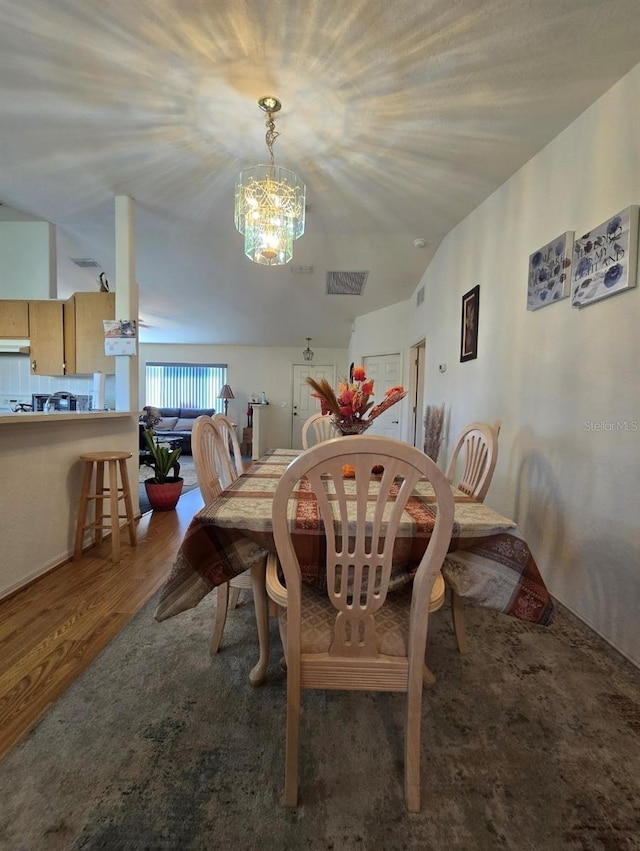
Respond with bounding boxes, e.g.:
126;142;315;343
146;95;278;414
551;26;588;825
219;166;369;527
139;343;349;448
0;220;56;299
350;63;640;667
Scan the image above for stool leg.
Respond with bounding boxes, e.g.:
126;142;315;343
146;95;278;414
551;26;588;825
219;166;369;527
74;461;93;559
95;461;105;545
107;459;120;563
119;458;137;547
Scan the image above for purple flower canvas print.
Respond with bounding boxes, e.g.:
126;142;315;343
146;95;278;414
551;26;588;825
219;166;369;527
527;231;573;310
571;206;639;308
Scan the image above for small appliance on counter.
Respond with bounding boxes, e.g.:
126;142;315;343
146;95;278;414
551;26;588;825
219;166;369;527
31;392;92;412
0;395;33;413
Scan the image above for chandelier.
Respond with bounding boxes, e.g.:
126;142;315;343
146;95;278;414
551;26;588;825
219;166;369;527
302;337;314;361
234;96;306;266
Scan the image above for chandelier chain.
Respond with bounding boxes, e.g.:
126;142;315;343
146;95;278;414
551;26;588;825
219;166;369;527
264;110;279;166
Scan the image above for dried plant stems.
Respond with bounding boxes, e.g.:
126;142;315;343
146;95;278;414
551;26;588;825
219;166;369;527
306;377;342;417
424;403;445;461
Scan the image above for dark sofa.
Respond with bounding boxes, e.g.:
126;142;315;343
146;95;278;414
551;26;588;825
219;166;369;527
150;407;215;454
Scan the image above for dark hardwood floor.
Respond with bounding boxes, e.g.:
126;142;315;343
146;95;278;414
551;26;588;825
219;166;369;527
0;488;204;763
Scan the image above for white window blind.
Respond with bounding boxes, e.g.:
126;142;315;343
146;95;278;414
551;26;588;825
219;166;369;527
145;363;227;409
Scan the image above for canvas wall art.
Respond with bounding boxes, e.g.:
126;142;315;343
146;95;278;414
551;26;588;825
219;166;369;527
527;231;573;310
571;205;639;308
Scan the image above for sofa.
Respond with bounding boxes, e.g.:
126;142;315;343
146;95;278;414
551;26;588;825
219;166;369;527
149;407;215;454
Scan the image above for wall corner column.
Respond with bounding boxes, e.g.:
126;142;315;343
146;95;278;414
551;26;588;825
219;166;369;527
114;195;139;413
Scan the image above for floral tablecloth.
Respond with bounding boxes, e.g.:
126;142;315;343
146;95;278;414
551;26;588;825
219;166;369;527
155;448;554;625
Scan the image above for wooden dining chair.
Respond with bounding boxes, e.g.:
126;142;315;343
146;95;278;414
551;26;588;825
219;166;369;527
265;435;455;812
192;416;259;668
445;420;500;502
211;413;245;486
444;419;500;653
301;412;336;449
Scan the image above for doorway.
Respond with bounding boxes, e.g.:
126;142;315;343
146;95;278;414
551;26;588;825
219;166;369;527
362;352;402;439
291;363;337;448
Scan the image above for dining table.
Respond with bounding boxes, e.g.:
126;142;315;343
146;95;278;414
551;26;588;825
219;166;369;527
155;448;554;684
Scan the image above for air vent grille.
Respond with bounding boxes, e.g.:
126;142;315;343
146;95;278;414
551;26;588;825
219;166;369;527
70;257;101;268
326;271;368;295
416;286;425;307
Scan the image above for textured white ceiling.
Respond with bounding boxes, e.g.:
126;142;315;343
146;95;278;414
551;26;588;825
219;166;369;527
0;0;639;346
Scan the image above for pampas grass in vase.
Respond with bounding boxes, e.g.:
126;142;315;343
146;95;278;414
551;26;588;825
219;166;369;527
424;403;445;462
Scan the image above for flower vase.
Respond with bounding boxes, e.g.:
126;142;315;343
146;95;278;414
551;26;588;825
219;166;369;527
332;418;373;436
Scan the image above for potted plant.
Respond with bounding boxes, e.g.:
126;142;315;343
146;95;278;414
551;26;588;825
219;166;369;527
142;429;184;511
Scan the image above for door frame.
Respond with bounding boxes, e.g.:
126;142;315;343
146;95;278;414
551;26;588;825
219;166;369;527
409;339;426;448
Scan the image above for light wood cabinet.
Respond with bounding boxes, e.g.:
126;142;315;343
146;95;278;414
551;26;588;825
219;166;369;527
28;291;116;375
64;292;115;374
29;300;65;375
0;300;29;338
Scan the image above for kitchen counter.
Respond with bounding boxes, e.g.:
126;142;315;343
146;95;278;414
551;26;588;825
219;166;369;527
0;410;133;425
1;410;139;600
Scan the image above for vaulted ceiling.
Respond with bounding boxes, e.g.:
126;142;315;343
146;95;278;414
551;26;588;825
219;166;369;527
1;0;639;347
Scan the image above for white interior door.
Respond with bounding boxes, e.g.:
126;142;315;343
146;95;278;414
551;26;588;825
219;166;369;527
363;353;402;439
291;363;337;448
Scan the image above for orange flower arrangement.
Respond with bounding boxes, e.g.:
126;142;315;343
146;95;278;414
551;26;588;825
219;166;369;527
307;367;406;436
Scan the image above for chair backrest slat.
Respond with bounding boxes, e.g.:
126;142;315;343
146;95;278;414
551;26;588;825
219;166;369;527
301;412;337;449
272;435;455;659
192;416;224;504
212;413;244;487
445;420;499;502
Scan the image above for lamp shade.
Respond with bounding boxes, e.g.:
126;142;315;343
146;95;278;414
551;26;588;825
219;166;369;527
218;384;235;415
218;385;235;401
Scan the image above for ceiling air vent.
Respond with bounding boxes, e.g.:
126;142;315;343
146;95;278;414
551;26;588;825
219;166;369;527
416;286;425;307
70;257;101;268
326;271;368;295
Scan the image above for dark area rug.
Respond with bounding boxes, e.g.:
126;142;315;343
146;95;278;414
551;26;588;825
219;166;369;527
1;594;639;850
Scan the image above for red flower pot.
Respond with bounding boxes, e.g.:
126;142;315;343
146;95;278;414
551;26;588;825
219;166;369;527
144;478;184;511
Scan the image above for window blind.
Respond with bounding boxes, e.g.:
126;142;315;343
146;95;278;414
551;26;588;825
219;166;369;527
145;363;228;409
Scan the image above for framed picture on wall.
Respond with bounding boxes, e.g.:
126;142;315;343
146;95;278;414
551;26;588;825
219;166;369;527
527;230;573;310
571;205;639;308
460;284;480;362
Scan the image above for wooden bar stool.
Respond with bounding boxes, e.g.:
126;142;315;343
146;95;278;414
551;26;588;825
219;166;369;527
74;451;137;563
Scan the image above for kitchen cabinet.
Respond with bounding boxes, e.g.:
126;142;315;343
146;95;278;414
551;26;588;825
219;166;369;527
28;291;116;376
29;300;65;375
64;291;115;374
0;300;29;337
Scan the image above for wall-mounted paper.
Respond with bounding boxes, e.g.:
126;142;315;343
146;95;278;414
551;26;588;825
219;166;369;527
103;319;137;355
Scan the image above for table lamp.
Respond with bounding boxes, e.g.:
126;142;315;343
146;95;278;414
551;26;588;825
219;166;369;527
218;384;235;416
